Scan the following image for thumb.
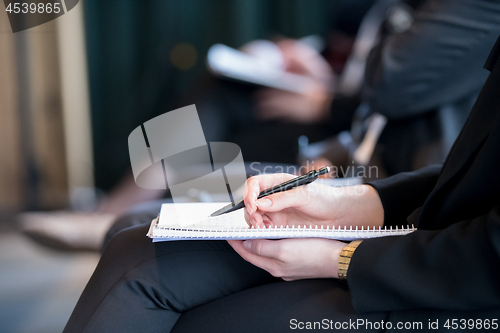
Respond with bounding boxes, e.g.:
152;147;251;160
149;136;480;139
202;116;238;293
242;239;280;258
255;187;308;212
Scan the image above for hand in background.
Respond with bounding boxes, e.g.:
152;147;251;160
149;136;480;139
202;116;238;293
254;39;334;124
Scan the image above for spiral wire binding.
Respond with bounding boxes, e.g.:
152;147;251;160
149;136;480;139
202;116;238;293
149;219;416;241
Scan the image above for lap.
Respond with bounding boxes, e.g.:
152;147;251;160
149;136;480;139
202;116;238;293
68;206;500;333
173;279;381;333
68;221;369;332
67;223;280;332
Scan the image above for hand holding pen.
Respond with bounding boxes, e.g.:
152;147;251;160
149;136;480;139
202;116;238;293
210;167;330;218
210;167;335;228
240;169;384;230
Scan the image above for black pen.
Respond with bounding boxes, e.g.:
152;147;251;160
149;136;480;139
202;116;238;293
209;166;330;217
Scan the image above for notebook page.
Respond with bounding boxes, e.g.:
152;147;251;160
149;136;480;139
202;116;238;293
158;202;247;228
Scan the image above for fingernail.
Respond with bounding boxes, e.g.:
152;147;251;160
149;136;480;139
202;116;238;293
256;198;272;208
243;240;252;251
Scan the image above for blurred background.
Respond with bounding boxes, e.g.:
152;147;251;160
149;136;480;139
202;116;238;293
3;0;500;330
1;0;373;332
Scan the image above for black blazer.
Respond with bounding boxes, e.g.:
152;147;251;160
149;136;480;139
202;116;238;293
363;0;500;174
349;36;500;314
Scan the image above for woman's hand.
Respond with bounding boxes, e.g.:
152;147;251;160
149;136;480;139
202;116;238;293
254;39;334;124
228;173;384;281
227;238;346;281
242;173;384;230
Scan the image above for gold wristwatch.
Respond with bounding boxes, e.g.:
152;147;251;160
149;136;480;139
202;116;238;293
338;240;363;280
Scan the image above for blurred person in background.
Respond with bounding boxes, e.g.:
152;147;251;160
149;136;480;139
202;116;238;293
20;0;375;250
97;0;500;210
150;0;500;181
304;0;500;179
23;0;500;251
188;1;377;165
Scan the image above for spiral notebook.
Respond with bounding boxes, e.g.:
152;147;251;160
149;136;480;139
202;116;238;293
147;202;416;242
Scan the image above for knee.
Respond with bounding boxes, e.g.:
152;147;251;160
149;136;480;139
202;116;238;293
102;209;157;251
99;223;154;273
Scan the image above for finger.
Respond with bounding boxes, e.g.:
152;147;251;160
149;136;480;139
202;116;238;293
244;173;298;212
280;42;319;75
251;211;265;228
255;92;296;121
244;209;265;228
279;42;333;82
255;186;309;213
243;209;252;227
242;239;283;259
254;87;282;100
286;56;316;76
276;40;314;74
243;174;296;215
243;177;260;215
261;213;274;228
227;239;280;272
258;97;297;120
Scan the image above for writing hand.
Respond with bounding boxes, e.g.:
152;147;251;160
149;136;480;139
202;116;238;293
243;173;384;230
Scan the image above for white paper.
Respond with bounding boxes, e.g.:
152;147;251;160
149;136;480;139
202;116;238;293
158;202;247;228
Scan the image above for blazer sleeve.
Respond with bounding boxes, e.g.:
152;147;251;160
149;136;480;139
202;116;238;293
368;164;441;227
363;0;500;119
348;205;500;313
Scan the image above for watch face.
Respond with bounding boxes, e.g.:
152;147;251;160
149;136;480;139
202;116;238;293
386;4;414;34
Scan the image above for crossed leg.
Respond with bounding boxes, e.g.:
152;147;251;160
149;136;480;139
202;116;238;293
64;213;373;333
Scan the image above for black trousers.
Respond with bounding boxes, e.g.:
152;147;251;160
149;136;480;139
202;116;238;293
65;203;500;332
64;202;385;333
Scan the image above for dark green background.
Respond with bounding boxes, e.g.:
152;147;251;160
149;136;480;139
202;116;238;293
83;0;349;191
